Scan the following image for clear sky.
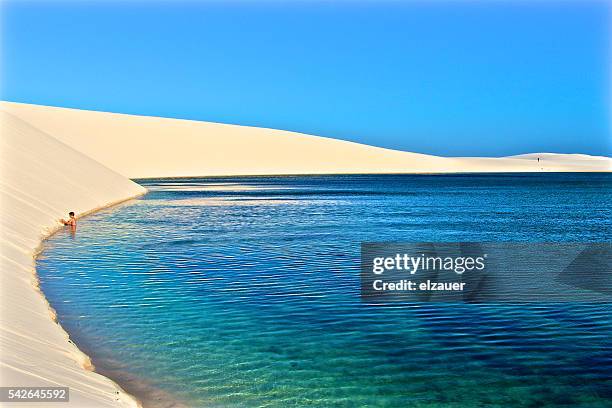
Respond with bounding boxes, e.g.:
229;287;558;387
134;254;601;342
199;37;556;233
1;0;610;156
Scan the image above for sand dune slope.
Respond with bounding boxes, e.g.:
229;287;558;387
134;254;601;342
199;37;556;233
2;102;609;178
0;111;145;407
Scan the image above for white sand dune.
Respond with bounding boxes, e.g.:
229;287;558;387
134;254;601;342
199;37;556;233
0;101;610;408
2;102;610;178
0;111;145;407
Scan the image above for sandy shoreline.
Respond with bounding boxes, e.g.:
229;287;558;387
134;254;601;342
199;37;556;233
1;111;146;407
1;102;610;408
33;196;148;402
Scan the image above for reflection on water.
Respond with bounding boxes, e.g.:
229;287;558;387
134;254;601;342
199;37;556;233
38;174;612;407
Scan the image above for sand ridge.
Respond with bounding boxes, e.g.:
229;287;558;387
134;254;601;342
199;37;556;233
2;102;609;178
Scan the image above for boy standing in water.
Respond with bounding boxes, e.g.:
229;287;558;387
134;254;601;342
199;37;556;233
61;211;77;227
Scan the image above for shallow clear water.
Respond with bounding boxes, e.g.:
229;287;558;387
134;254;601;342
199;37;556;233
38;174;612;407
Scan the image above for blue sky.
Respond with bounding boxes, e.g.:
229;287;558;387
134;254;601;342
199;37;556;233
1;0;610;156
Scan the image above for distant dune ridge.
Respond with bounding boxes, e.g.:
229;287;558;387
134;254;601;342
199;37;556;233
2;102;610;178
0;101;610;407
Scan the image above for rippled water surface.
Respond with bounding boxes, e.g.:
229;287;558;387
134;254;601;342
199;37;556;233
38;174;612;407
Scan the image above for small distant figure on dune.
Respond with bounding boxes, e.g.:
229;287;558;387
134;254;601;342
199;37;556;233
61;211;77;228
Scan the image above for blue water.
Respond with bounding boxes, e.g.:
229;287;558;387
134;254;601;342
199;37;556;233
37;174;612;407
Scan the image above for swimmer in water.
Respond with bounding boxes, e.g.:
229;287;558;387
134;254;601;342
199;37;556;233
60;211;77;227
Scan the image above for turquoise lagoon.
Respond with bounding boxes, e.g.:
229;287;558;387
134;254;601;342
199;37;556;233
37;174;612;407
